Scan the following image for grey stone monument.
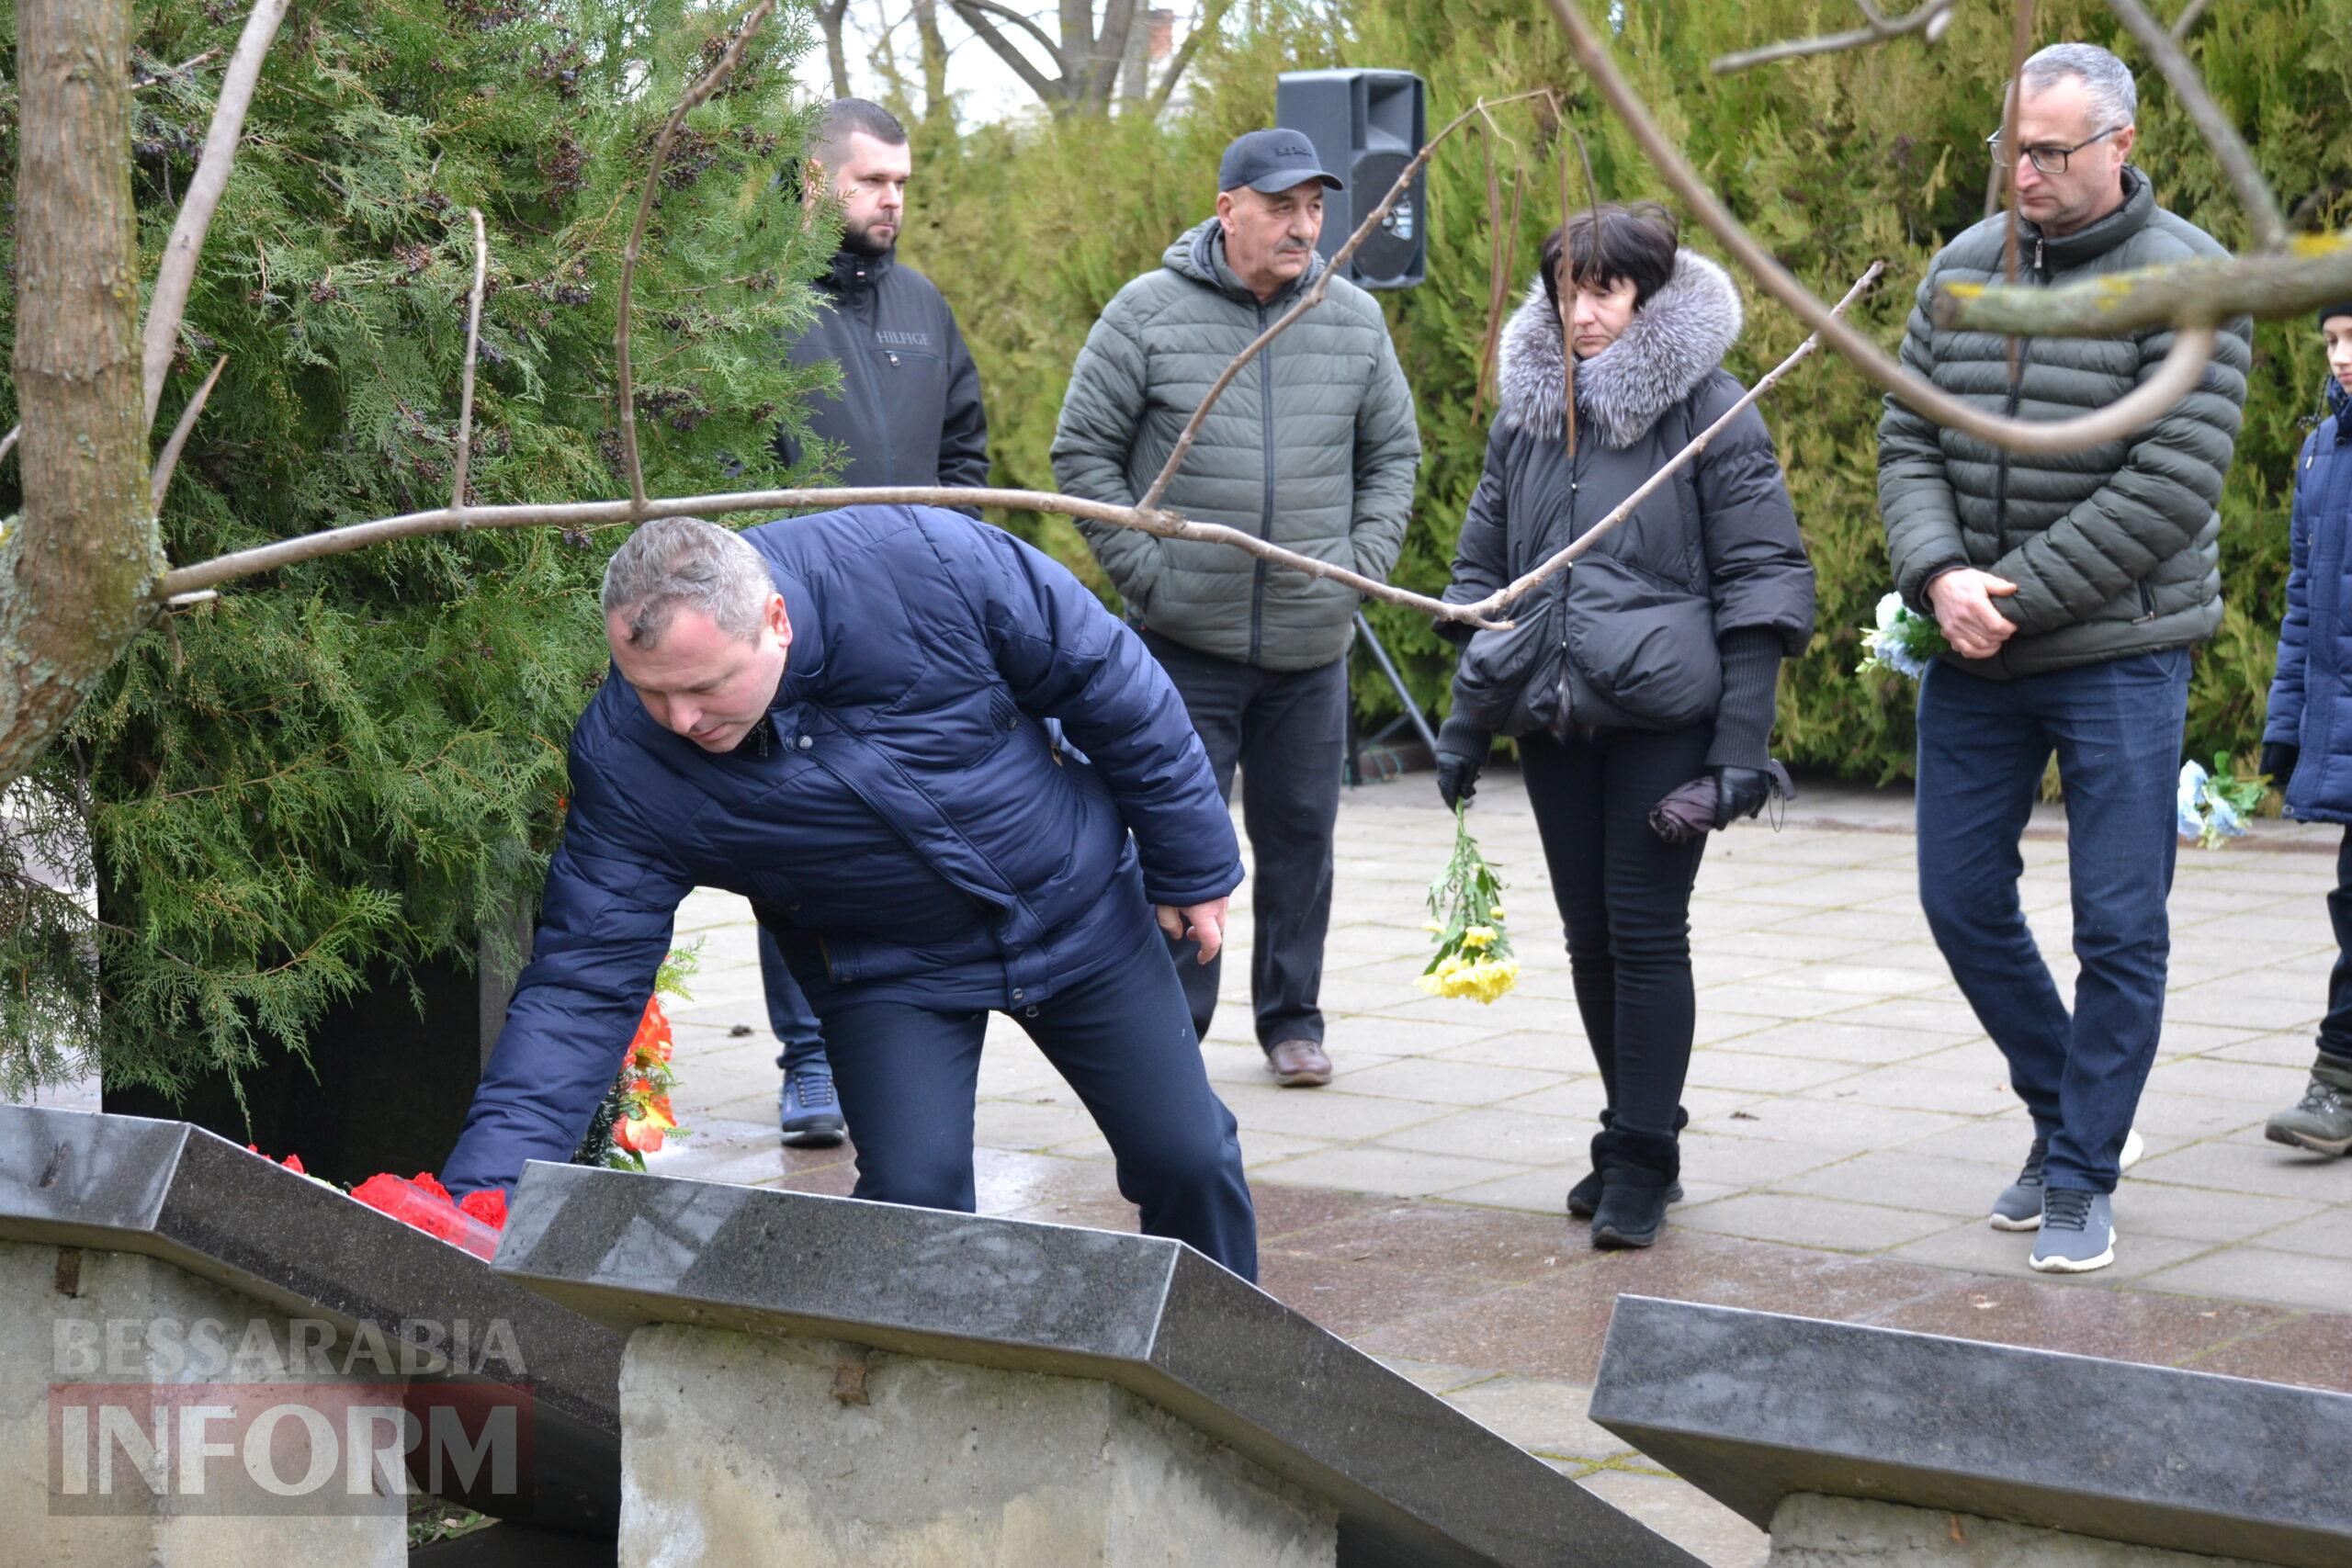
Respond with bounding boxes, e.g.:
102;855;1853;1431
492;1160;1706;1568
0;1106;624;1567
1589;1294;2352;1568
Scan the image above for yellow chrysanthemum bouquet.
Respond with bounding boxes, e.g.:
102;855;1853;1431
1419;806;1520;1003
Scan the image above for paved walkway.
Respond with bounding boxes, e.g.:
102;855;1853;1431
646;766;2352;1565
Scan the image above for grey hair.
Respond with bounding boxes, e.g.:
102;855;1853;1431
2018;42;2137;130
810;96;907;168
600;516;773;649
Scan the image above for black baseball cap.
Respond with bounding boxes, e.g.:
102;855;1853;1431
1218;129;1343;196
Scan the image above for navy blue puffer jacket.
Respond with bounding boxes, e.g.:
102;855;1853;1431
2265;381;2352;824
442;505;1243;1193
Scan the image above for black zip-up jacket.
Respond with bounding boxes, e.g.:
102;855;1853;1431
774;247;989;494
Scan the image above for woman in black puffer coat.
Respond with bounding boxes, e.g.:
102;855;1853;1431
1434;203;1815;1249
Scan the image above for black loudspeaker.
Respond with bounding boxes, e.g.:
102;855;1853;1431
1275;68;1428;290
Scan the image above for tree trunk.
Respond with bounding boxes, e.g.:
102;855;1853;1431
911;0;952;139
0;0;166;787
819;0;853;100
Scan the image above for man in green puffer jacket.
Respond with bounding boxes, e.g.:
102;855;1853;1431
1877;42;2253;1278
1053;129;1421;1089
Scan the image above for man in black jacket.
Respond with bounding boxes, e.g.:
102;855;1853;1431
758;98;993;1148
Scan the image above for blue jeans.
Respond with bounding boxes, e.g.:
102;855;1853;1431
758;924;831;1077
813;929;1258;1280
1916;649;2190;1194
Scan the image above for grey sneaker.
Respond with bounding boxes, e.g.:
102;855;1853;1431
1988;1136;2048;1231
2266;1055;2352;1156
2029;1188;2115;1274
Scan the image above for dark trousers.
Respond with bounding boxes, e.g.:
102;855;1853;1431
757;925;830;1077
1521;726;1713;1137
813;929;1259;1280
1916;649;2190;1195
1141;629;1345;1051
2321;827;2352;1063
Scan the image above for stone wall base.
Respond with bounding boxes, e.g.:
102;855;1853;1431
1770;1493;2283;1568
1;1239;404;1568
619;1323;1339;1567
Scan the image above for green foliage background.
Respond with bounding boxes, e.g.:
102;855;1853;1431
897;0;2352;778
0;0;834;1095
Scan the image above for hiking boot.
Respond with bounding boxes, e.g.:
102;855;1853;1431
1988;1136;2048;1231
778;1066;847;1148
1265;1039;1333;1088
1589;1127;1679;1250
1567;1108;1685;1216
2030;1187;2115;1274
2265;1054;2352;1157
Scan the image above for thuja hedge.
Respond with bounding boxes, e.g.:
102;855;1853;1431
901;0;2351;779
0;0;835;1094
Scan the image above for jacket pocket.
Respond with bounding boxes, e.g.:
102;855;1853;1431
1452;592;1567;739
1564;555;1724;728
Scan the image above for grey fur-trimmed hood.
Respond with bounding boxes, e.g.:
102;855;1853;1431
1496;248;1744;449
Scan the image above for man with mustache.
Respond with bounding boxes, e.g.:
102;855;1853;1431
1054;130;1421;1089
758;98;992;1151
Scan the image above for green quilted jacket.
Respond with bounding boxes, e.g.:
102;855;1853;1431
1878;168;2253;678
1051;218;1421;671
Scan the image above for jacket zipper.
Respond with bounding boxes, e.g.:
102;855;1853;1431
1249;297;1274;668
1988;237;2043;567
1552;449;1581;738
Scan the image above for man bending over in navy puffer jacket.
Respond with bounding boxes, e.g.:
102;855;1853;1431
439;509;1259;1280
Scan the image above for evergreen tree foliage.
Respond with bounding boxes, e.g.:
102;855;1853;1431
0;0;834;1096
907;0;2351;779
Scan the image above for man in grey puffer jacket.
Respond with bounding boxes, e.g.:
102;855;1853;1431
1053;129;1421;1087
1878;43;2253;1276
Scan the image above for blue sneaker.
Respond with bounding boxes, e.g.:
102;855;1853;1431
2029;1188;2115;1274
779;1067;847;1148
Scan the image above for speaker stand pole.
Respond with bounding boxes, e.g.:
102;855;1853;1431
1353;612;1440;758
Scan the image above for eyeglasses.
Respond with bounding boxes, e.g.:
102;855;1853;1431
1984;124;2125;175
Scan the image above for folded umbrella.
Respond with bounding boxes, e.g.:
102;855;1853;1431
1649;760;1796;846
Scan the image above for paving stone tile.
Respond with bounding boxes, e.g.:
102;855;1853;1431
2139;1247;2352;1313
1430;1030;1596;1070
1684;1099;1974;1155
1698;928;1881;963
1442;1165;1585;1214
1220;1085;1448;1141
1250;1144;1533;1199
2160;981;2324;1032
1885;1220;2215;1284
1864;1270;2290;1363
1308;1016;1517;1056
1810;1062;2023;1116
1678;1133;1855;1188
2109;1179;2326;1243
971;1099;1101;1152
1369;1357;1503;1396
1774;1150;2026;1217
1498;1079;1747;1122
2142;1055;2316;1107
1681;1050;1861;1094
2245;1206;2352;1259
2181;1311;2352;1394
1333;1056;1573;1108
1671;1191;1956;1252
1574;1468;1770;1568
2131;1138;2352;1201
1443;1376;1633;1463
1272;1201;1576;1283
1252;1251;1493;1337
1714;1019;1973;1066
2208;1032;2332;1067
1374;1107;1589;1166
1359;991;1581;1035
2120;1088;2269;1140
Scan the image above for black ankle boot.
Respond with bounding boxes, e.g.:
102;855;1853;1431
1567;1109;1687;1218
1589;1126;1680;1249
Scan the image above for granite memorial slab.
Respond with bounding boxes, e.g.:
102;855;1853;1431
1589;1294;2352;1568
492;1160;1705;1568
0;1106;625;1557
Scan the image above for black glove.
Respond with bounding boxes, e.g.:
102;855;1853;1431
2261;741;2300;792
1712;765;1771;824
1434;715;1488;810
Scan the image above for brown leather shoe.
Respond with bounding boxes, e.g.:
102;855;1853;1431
1264;1039;1333;1088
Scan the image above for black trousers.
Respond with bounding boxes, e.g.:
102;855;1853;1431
1140;629;1346;1051
814;929;1259;1280
1521;725;1713;1137
2323;826;2352;1063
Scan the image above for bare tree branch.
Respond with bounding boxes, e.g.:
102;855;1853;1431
1997;0;2036;378
948;0;1071;105
616;0;778;513
153;485;1500;626
0;427;17;468
1712;0;1960;75
1545;0;2220;457
150;354;227;513
2104;0;2287;251
141;0;291;432
1136;88;1560;513
817;0;853;100
1148;0;1231;115
451;209;489;509
1935;233;2352;333
1467;265;1885;618
2172;0;2214;41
